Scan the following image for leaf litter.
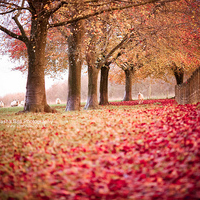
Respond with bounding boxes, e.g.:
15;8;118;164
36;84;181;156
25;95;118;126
0;99;200;199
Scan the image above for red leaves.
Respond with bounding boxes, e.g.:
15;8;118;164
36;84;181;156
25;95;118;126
108;179;127;191
9;162;14;169
110;98;175;106
0;99;200;199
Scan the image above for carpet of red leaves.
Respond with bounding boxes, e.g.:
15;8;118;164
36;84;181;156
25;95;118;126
110;98;175;106
0;99;200;199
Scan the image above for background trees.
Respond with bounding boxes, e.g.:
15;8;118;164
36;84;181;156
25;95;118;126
108;0;199;98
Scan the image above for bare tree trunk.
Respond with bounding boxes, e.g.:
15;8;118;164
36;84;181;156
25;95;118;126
99;66;110;105
66;21;84;111
174;68;184;85
171;63;184;85
24;17;52;112
84;66;100;109
84;34;100;109
123;69;133;101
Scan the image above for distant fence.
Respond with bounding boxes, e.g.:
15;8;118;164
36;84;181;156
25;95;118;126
175;67;200;104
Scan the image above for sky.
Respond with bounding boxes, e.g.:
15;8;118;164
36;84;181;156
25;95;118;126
0;56;62;97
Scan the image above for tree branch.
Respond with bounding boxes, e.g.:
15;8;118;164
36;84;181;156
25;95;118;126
15;0;25;18
47;1;69;15
0;25;26;42
12;0;28;39
12;16;27;38
0;1;32;15
97;30;135;69
49;0;178;28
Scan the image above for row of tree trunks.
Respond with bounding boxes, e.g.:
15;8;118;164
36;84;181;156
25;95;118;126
84;61;184;108
85;65;110;109
85;65;134;109
0;1;192;113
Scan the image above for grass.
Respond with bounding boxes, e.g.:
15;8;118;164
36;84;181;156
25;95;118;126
0;106;24;114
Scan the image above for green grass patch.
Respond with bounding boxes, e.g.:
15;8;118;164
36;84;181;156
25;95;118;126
0;106;24;114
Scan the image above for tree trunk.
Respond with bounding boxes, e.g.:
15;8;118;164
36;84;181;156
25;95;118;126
171;63;184;85
174;68;184;85
24;16;52;112
84;66;100;109
84;33;100;110
99;66;110;105
66;21;84;111
123;69;133;101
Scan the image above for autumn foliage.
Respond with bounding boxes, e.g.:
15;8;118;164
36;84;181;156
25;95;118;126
0;99;200;199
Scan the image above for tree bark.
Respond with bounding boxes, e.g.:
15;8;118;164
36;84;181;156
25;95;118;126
66;21;84;111
123;69;133;101
99;66;110;105
171;63;184;85
84;34;100;110
174;68;184;85
84;66;100;109
24;15;52;112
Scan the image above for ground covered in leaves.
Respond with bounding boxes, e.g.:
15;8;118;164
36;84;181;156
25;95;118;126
0;99;200;200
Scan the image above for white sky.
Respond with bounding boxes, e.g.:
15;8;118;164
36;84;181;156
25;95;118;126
0;56;62;97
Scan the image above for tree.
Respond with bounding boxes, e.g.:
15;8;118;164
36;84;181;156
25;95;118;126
115;50;144;101
170;62;184;85
0;0;180;112
84;18;135;109
66;20;85;111
2;20;68;77
99;66;110;105
120;63;136;101
99;52;122;105
0;0;69;112
108;0;199;93
140;0;200;83
50;0;173;111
